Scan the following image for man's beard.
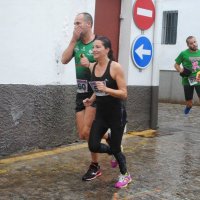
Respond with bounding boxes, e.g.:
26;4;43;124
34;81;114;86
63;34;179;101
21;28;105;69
190;46;198;51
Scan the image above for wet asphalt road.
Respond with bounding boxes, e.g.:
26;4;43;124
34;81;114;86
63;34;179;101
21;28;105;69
0;103;199;200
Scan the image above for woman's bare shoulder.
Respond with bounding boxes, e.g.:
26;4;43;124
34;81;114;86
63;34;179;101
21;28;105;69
110;61;123;71
89;62;97;71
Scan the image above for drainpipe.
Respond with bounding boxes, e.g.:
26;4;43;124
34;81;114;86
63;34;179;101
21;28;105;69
150;0;159;129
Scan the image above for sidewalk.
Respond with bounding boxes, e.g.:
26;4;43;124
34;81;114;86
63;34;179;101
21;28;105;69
0;103;199;200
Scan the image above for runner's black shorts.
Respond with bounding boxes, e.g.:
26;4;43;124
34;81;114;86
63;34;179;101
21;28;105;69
75;92;96;112
183;85;200;101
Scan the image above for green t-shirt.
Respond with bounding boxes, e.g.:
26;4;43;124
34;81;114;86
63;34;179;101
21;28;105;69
175;49;200;85
73;39;96;93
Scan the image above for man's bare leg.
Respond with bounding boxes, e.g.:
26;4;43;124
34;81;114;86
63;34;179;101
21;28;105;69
76;106;102;180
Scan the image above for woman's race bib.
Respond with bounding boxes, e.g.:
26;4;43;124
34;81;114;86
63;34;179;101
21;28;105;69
89;81;108;96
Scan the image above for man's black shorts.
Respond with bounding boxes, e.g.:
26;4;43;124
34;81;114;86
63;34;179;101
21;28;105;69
183;85;200;100
75;93;96;112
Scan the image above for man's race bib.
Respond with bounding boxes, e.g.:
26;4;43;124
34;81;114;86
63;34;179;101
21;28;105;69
89;81;108;96
77;79;88;93
188;76;198;86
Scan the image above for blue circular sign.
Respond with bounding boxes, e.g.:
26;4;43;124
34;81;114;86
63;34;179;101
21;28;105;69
131;35;153;69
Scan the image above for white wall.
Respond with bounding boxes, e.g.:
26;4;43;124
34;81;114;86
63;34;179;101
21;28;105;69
128;0;155;86
119;0;158;87
154;0;200;71
0;0;95;85
2;0;197;86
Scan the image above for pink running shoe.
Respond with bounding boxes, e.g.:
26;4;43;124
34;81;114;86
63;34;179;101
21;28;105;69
110;145;123;168
115;173;132;188
111;156;118;168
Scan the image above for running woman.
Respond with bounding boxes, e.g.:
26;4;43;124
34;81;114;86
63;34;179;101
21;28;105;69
83;36;132;188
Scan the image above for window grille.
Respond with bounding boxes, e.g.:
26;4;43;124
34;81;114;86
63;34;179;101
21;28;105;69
161;11;178;44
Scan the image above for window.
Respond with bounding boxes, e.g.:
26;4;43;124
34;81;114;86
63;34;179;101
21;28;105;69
161;11;178;44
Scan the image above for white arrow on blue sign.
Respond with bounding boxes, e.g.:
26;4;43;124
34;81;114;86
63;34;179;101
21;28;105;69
131;35;153;69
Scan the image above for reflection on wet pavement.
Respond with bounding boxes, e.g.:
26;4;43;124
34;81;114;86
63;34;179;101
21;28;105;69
0;103;199;200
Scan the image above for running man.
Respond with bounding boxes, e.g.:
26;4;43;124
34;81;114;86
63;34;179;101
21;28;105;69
61;12;113;181
174;36;200;114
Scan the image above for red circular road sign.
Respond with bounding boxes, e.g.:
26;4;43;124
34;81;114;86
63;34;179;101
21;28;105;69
133;0;155;30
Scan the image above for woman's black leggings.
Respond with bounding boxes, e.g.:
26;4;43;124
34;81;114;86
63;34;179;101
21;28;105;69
88;118;127;175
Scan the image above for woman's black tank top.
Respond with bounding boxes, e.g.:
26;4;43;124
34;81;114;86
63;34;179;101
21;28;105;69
91;60;121;107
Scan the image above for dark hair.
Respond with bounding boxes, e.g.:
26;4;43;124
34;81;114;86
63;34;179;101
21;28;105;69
95;35;115;61
79;12;93;27
186;36;195;44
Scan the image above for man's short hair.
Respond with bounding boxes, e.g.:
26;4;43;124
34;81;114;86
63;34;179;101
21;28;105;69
79;12;93;27
186;36;195;44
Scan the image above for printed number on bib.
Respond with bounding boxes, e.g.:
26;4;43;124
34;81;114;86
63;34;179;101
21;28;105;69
188;76;198;86
77;79;88;93
89;81;108;96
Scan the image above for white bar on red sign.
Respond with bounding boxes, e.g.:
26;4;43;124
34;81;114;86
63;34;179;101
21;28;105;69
137;7;153;18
